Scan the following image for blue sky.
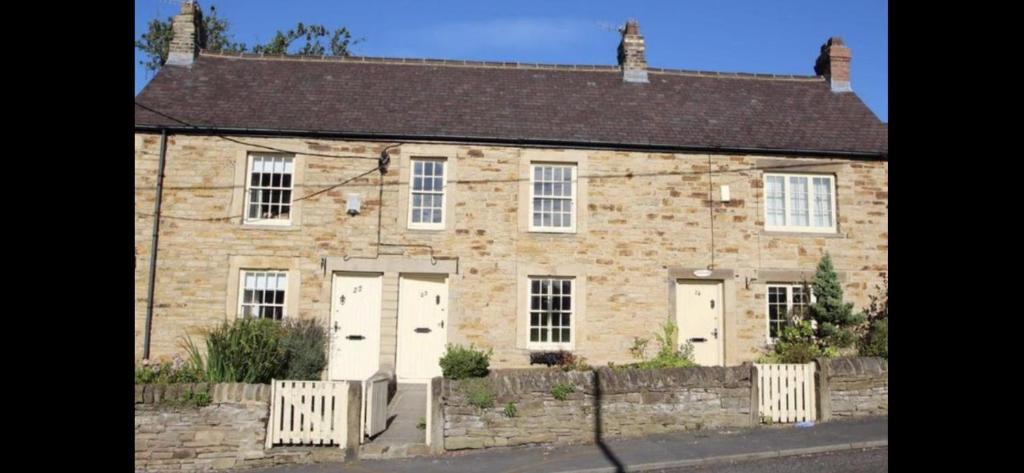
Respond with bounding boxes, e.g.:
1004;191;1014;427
135;0;887;122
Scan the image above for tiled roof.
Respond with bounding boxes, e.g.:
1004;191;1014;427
135;53;887;157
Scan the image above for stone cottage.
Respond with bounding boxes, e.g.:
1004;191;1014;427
135;3;887;381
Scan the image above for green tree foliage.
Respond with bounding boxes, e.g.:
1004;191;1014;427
858;275;888;358
135;4;357;73
807;253;864;349
135;5;246;72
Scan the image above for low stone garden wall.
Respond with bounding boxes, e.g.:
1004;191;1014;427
135;383;316;472
817;357;888;419
442;365;756;450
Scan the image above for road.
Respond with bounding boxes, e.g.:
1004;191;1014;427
654;447;887;473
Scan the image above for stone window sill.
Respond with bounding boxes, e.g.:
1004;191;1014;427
760;230;846;239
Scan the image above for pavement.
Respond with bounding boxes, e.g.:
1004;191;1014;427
646;447;887;473
245;416;887;473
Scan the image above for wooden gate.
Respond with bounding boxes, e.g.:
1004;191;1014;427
265;380;349;448
361;371;390;442
754;363;816;423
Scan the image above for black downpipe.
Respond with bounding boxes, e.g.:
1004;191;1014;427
143;129;168;360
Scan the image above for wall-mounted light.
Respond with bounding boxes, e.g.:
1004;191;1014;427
720;185;731;202
346;193;362;216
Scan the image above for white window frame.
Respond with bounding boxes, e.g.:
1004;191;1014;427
766;284;816;343
763;173;837;233
243;153;295;226
407;157;447;230
528;163;577;233
526;276;575;350
238;270;289;320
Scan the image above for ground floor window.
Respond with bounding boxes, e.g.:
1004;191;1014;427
767;284;813;341
528;277;573;348
239;270;288;320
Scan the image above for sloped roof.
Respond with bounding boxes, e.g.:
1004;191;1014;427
134;53;887;157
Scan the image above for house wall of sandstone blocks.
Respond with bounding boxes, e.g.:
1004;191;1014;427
134;133;887;369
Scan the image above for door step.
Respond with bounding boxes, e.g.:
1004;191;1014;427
359;442;430;459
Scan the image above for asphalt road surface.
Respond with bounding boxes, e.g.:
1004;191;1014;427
653;447;888;473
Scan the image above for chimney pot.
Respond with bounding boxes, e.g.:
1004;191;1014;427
166;1;203;67
815;36;852;92
617;20;648;83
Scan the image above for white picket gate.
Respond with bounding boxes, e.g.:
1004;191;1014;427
754;363;816;423
265;380;349;448
361;371;390;442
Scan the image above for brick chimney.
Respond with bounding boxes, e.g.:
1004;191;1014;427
166;1;203;67
814;36;852;92
617;20;649;83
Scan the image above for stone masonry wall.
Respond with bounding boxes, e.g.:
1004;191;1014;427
135;383;312;472
135;134;888;367
819;357;888;419
442;366;754;450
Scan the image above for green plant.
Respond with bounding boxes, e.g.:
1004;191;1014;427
557;352;591;372
628;321;697;369
202;318;285;384
807;253;864;349
416;417;426;430
771;320;822;363
761;414;775;425
503;402;518;418
176;388;212;408
551;382;575;401
278;319;328;379
460;378;495;409
629;337;650;361
858;276;888;359
439;344;492;380
135;355;205;385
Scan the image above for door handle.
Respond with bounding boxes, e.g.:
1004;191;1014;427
688;337;708;343
414;327;432;333
345;335;365;340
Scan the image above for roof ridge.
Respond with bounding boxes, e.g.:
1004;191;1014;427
198;50;823;82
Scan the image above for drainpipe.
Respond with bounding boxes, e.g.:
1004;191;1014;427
142;129;168;360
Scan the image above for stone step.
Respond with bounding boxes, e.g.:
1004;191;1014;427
359;442;431;460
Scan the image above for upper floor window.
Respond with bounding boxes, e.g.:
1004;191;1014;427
245;154;294;225
767;284;814;341
408;158;446;229
530;164;576;232
239;270;288;320
528;277;574;349
764;173;836;233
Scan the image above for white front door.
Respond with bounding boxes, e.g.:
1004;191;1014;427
329;272;382;381
396;274;449;382
675;280;724;366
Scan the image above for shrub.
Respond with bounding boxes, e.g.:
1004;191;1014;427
858;276;888;359
503;402;518;418
628;321;696;369
460;377;495;409
416;417;426;430
551;382;575;401
179;317;329;384
278;319;328;379
439;344;492;380
808;253;864;349
770;320;822;363
203;318;285;383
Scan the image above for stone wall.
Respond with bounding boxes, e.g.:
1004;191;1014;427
135;383;315;472
442;365;755;450
135;134;888;367
818;357;888;419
